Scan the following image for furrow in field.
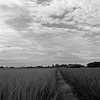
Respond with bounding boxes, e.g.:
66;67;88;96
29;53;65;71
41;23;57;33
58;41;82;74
56;69;78;100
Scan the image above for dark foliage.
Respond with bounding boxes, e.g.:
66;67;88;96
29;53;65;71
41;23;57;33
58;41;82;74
68;64;85;68
87;61;100;68
0;66;4;68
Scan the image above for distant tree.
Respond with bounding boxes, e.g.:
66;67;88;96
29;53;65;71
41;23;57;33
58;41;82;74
68;64;74;68
60;64;68;68
68;64;84;68
0;66;4;68
9;66;14;69
51;65;55;68
55;64;60;68
46;66;50;68
36;66;43;68
26;66;33;68
87;61;100;68
50;64;68;68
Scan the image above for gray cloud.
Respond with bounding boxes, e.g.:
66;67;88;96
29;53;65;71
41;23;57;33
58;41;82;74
5;14;32;31
42;23;78;29
37;0;51;4
0;0;100;66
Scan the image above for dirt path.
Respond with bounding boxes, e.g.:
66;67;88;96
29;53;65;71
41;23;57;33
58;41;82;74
56;70;78;100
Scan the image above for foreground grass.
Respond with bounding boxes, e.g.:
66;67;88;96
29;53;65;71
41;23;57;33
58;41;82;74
0;69;59;100
1;68;100;100
0;77;59;100
59;68;100;100
0;68;79;100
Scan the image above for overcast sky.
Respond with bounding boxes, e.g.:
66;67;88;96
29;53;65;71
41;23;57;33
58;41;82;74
0;0;100;66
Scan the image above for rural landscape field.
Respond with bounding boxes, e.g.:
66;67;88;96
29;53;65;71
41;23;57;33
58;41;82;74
0;0;100;100
0;67;100;100
59;68;100;100
0;68;57;100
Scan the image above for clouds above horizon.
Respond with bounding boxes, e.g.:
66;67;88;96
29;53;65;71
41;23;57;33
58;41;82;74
0;0;100;66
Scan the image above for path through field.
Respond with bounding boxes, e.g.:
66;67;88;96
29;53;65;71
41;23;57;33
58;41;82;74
0;68;79;100
56;70;78;100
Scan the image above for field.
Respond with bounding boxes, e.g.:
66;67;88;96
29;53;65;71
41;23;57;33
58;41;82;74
59;68;100;100
0;68;58;100
0;68;56;83
0;68;100;100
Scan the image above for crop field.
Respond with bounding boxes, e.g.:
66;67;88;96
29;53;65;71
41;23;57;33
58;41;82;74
0;68;100;100
59;68;100;100
0;68;56;83
0;68;59;100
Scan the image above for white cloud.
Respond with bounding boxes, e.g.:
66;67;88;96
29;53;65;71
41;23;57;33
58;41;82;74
0;0;24;6
73;51;100;60
0;0;100;65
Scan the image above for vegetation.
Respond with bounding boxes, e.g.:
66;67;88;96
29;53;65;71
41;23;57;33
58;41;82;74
1;61;100;68
0;69;59;100
0;61;100;100
0;63;85;68
59;68;100;100
87;61;100;68
0;77;59;100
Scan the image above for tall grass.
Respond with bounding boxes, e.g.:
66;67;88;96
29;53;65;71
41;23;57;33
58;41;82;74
0;77;59;100
59;69;100;100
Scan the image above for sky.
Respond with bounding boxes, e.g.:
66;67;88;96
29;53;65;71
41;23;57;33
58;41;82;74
0;0;100;66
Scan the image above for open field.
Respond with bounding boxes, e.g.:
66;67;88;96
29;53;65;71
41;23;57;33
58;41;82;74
59;68;100;100
0;68;59;100
0;68;56;83
0;68;100;100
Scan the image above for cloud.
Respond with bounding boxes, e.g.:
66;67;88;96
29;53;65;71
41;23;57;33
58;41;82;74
0;0;100;66
27;0;100;24
73;51;100;60
5;13;32;31
0;0;24;6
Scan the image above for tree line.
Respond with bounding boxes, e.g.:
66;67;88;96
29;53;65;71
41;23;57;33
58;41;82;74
0;61;100;68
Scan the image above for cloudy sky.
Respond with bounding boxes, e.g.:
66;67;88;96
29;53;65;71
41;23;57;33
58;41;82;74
0;0;100;66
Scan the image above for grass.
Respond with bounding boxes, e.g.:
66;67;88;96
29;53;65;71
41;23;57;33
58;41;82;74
0;76;59;100
0;68;59;100
1;68;100;100
0;69;56;83
59;68;100;100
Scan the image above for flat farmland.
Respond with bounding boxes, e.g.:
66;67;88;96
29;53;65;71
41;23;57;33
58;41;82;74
0;68;58;100
59;68;100;100
59;68;100;79
1;68;100;100
0;68;56;83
